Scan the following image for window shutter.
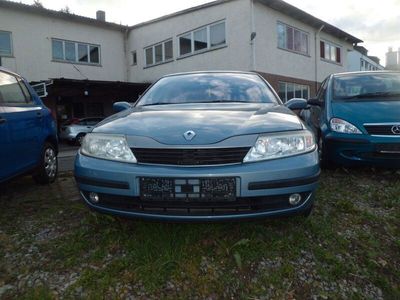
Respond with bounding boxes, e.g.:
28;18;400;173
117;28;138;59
320;41;325;58
336;47;341;63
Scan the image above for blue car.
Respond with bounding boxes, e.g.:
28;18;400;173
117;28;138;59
0;68;58;184
74;72;319;221
306;71;400;168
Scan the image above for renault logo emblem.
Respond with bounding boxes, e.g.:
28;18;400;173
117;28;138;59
183;130;196;141
391;125;400;135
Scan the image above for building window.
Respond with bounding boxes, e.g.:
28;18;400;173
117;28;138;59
51;39;100;65
144;39;173;67
0;31;12;56
178;20;226;57
278;82;310;103
132;51;137;65
164;40;173;60
320;40;341;63
89;46;100;63
277;22;309;55
179;33;192;55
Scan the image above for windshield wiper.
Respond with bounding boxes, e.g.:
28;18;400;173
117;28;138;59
140;100;250;106
194;100;250;103
338;92;400;100
140;102;185;107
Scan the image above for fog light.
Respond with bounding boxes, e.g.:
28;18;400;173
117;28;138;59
89;192;100;203
289;193;302;206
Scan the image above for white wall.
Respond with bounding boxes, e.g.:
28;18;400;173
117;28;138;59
253;2;353;82
317;31;353;81
127;0;355;84
347;50;384;72
127;0;252;83
0;0;359;85
0;8;126;82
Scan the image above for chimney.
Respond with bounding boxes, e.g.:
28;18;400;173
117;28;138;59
96;10;105;21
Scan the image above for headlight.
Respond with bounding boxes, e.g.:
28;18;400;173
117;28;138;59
330;118;362;134
243;130;315;163
81;133;137;163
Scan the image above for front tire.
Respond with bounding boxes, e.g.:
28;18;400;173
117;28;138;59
76;133;86;145
33;142;58;184
318;135;334;169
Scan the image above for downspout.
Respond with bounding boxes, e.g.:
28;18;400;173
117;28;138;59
314;25;324;93
250;0;256;71
123;27;130;82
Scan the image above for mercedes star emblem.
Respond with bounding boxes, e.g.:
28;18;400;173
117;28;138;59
183;130;196;141
391;125;400;135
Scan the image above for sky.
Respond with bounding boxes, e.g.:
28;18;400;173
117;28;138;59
15;0;400;65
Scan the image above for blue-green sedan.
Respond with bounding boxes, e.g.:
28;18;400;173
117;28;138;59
74;72;319;221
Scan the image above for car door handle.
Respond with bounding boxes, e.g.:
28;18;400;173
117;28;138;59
86;126;91;129
0;117;6;124
36;112;42;118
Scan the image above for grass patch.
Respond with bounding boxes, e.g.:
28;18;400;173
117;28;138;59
0;168;399;298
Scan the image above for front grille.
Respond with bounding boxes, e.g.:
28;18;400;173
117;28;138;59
364;124;400;136
132;147;250;166
375;143;400;153
359;152;400;159
83;191;311;216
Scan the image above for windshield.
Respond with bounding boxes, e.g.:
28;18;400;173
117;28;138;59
333;73;400;100
136;73;279;106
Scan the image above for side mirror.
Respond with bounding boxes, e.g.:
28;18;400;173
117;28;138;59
113;101;132;113
307;97;322;106
285;98;308;110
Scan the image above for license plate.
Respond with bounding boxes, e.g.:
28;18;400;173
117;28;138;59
139;177;236;202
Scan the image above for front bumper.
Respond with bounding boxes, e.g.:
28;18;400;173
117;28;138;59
74;149;319;221
324;132;400;168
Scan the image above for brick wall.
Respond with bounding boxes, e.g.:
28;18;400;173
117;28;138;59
256;71;320;98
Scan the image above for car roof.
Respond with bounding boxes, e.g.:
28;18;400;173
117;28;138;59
160;70;261;79
332;70;400;78
0;67;22;78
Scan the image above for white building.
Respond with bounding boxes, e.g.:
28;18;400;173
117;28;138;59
347;46;384;72
128;0;362;101
0;3;126;82
0;0;363;124
385;47;400;70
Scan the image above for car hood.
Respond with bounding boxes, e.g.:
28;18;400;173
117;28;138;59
95;103;303;145
331;100;400;127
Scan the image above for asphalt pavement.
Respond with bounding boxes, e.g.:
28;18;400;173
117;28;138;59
58;144;79;172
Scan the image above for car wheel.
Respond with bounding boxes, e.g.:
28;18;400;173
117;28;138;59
318;135;334;169
33;142;58;184
76;133;86;145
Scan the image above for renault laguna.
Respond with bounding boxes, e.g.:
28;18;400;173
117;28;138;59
74;72;320;221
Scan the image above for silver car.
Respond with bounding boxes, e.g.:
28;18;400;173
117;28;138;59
60;117;103;144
